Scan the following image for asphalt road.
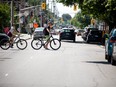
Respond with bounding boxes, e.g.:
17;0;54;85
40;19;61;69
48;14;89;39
0;36;116;87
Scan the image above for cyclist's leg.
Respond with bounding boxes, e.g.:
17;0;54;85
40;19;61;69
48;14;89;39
44;35;50;49
10;35;15;47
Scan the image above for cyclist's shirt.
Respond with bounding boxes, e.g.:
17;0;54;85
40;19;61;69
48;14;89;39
44;26;53;35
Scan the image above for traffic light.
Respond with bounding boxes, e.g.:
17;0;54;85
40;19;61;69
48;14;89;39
73;4;77;11
41;3;46;10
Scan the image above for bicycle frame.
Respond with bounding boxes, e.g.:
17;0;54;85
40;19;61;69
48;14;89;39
12;34;21;44
41;33;54;46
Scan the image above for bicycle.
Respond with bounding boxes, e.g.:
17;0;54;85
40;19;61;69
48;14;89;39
0;34;28;50
31;33;61;50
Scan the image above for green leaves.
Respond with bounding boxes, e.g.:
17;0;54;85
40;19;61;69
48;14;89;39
0;3;10;32
57;0;116;28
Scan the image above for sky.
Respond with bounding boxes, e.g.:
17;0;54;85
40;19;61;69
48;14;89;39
46;0;79;18
56;3;79;18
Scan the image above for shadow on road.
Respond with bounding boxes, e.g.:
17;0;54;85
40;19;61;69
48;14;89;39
0;58;12;61
61;40;85;43
84;61;110;65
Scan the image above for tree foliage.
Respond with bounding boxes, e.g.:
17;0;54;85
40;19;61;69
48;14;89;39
27;0;41;6
71;12;91;28
0;3;10;32
57;0;116;29
62;14;72;21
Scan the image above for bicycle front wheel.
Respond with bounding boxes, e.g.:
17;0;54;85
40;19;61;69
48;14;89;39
0;38;10;50
31;39;42;50
50;39;61;50
16;39;27;50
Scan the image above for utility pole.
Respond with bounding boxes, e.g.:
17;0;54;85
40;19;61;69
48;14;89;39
53;0;55;18
11;0;14;27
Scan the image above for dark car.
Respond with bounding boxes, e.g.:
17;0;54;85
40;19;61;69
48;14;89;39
82;27;98;41
86;30;102;43
0;33;10;45
59;28;76;42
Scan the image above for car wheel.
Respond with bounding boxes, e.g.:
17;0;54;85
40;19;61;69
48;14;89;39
73;39;75;42
107;55;111;63
105;54;108;60
111;56;116;65
73;36;76;42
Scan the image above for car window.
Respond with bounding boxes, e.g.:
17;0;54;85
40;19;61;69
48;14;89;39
112;30;116;37
63;29;71;32
90;31;100;35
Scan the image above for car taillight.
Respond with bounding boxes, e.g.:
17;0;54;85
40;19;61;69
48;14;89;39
110;39;116;43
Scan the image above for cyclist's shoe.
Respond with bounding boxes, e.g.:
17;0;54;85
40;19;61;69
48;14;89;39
10;44;13;48
45;48;50;50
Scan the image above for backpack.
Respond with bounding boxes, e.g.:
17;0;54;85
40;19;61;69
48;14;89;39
43;27;49;35
4;27;10;34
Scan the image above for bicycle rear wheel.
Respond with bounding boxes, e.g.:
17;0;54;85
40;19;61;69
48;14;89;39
16;39;27;50
0;38;10;50
31;39;42;50
50;39;61;50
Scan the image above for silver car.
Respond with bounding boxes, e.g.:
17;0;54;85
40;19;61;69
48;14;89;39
33;27;45;40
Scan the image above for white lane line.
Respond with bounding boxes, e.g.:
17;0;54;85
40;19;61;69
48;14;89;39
30;56;33;59
5;73;8;77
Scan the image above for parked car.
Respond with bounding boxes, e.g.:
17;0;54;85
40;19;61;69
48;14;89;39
77;29;85;36
111;36;116;65
0;33;10;45
105;28;116;65
59;28;76;42
33;27;45;40
82;27;98;41
86;30;102;43
110;29;116;65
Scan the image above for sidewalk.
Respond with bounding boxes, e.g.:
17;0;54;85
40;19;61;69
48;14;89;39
20;34;32;40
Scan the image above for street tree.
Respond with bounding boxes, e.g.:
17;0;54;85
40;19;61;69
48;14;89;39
57;0;116;30
62;14;72;22
0;3;10;32
71;12;91;28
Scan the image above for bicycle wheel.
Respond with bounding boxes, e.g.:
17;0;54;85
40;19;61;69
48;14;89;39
16;39;27;50
31;39;42;50
50;39;61;50
0;38;10;50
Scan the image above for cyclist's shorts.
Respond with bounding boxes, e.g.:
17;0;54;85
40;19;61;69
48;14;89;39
45;35;49;40
7;32;12;37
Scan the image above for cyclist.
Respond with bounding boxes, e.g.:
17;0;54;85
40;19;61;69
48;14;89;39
7;24;19;47
43;22;53;50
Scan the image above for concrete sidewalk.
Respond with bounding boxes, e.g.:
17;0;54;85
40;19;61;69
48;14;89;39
20;34;32;40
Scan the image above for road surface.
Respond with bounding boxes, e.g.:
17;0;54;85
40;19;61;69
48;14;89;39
0;36;116;87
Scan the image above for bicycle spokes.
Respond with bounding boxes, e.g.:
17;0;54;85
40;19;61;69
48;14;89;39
31;39;42;50
16;39;27;50
50;39;61;50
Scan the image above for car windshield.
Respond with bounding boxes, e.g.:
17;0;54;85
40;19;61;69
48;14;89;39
112;30;116;37
35;27;44;31
90;31;101;35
